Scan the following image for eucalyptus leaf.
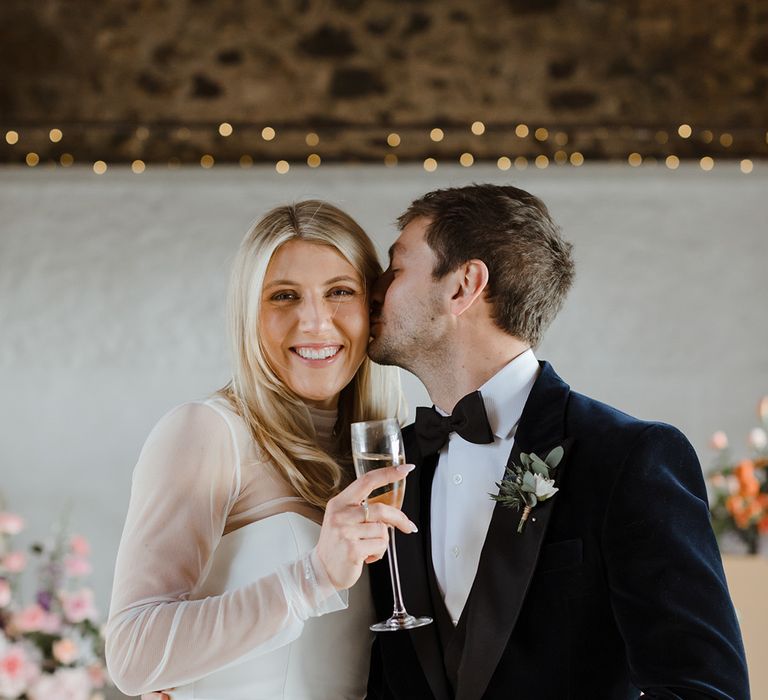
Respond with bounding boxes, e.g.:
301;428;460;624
520;453;532;468
529;454;550;477
522;471;537;492
545;446;564;469
524;492;538;507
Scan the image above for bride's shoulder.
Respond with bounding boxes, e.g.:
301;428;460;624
144;398;245;452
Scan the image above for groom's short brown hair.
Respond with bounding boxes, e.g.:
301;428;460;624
397;184;574;347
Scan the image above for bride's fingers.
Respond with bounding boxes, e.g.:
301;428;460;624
343;464;414;504
363;502;418;534
354;521;388;540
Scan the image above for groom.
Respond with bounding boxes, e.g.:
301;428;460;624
365;184;749;699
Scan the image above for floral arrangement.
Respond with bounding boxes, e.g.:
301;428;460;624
0;510;110;699
708;396;768;555
491;446;564;533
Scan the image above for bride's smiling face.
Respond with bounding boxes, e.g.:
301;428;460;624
259;240;369;409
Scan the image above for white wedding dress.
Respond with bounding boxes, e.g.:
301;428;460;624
106;399;375;700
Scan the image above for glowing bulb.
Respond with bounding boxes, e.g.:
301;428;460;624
384;154;398;167
387;133;401;147
554;132;568;146
26;152;39;167
554;150;568;164
719;133;733;147
514;156;528;170
628;153;642;167
678;124;692;138
307;153;321;168
666;155;680;170
740;159;753;174
700;156;714;171
459;152;474;167
276;160;290;174
535;155;549;168
570;152;584;166
497;156;511;171
423;157;437;172
430;128;444;142
131;160;146;174
239;155;254;168
218;122;233;137
59;153;74;167
5;130;19;145
49;128;63;143
534;128;549;142
93;160;107;174
471;121;485;135
262;127;276;141
305;132;320;147
515;124;529;138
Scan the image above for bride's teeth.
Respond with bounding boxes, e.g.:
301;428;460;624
296;346;340;360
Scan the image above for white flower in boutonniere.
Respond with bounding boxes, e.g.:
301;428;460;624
490;446;564;533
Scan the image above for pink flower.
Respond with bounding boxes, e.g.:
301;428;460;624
86;664;106;688
69;536;90;558
2;552;26;574
709;431;728;451
0;579;10;608
0;513;24;536
12;605;46;633
748;427;768;451
28;668;90;700
39;612;61;635
758;396;768;423
64;556;92;578
52;638;79;665
59;589;98;624
0;643;39;699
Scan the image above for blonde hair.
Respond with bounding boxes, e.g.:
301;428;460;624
218;200;405;509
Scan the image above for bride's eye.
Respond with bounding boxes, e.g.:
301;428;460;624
328;288;356;298
270;291;299;302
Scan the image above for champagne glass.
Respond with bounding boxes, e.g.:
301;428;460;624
351;418;432;632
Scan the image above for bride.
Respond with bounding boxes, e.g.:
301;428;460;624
105;201;417;699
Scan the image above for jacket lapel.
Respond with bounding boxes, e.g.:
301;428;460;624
398;429;453;700
454;362;573;700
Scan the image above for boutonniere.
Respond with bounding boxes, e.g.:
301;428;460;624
490;446;564;533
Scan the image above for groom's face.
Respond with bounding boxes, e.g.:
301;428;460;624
368;217;450;371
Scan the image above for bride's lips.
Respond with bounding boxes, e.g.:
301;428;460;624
290;344;344;365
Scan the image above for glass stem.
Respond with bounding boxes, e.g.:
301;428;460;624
386;526;407;617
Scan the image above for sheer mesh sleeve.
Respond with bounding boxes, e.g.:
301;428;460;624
105;402;347;697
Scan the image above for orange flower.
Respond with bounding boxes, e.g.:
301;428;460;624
758;515;768;535
735;461;760;497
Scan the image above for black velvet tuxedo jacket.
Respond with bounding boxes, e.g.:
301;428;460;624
367;362;749;700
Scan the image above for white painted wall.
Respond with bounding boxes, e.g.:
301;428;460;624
1;162;766;634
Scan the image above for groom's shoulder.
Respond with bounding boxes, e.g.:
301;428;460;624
566;387;690;453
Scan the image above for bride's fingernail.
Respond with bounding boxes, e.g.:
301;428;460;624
409;522;418;533
398;464;415;473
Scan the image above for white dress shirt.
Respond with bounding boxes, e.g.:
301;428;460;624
430;349;539;624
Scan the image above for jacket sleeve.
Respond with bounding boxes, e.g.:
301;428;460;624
105;402;346;697
602;423;750;699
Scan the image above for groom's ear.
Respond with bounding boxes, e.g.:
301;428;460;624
449;259;489;317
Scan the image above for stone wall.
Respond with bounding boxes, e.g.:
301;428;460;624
1;0;767;163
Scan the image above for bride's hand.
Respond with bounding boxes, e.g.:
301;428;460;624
141;692;172;700
316;464;417;590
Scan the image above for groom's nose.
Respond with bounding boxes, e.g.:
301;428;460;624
370;269;393;316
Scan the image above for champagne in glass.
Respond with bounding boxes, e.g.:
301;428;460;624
351;419;432;632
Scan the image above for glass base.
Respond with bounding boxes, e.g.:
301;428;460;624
370;614;433;632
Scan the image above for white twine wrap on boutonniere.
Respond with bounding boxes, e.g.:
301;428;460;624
490;446;564;533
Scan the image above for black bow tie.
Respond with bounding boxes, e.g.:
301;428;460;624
414;391;495;456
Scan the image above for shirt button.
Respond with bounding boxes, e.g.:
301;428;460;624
453;474;463;485
451;545;461;558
